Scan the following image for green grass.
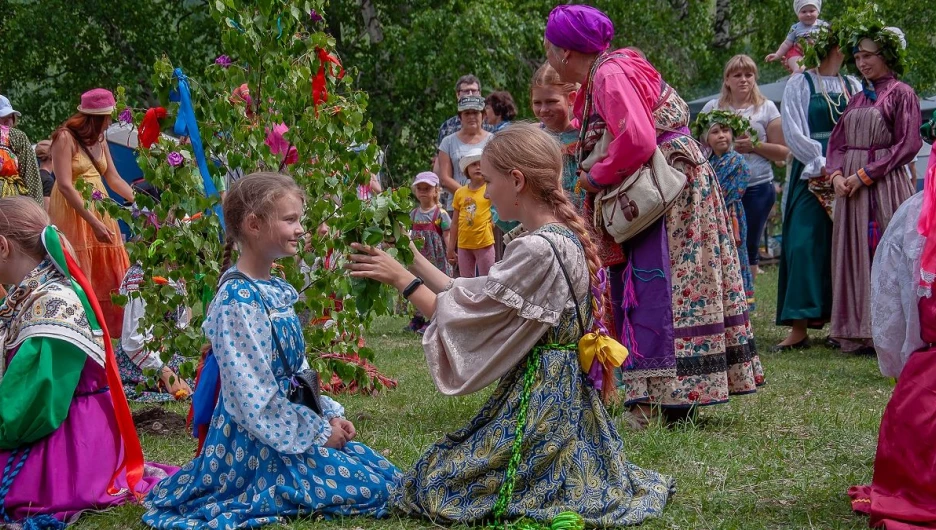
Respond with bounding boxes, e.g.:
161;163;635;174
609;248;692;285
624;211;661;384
75;266;887;529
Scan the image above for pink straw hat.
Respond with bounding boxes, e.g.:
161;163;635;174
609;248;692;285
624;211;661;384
77;88;116;115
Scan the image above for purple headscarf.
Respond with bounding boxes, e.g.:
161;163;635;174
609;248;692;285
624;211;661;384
545;4;614;54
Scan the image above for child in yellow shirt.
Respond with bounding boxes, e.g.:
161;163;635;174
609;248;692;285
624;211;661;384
447;149;494;277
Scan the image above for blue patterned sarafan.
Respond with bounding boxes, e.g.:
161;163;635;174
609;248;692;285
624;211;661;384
142;272;400;528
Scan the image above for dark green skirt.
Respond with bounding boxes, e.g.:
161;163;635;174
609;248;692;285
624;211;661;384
776;161;834;325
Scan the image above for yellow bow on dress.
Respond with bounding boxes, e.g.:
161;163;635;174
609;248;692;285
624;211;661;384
578;331;629;373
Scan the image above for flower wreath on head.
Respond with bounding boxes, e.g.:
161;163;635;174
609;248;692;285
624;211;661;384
691;110;760;147
837;7;908;78
799;24;840;71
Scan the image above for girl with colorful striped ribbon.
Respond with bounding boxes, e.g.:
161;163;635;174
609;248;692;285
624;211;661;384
0;196;174;527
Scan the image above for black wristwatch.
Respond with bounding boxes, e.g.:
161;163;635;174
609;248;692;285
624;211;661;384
402;277;424;298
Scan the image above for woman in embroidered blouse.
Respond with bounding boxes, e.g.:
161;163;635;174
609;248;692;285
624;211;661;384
0;196;173;526
348;123;674;527
826;24;921;355
545;4;761;425
777;29;862;350
142;173;399;529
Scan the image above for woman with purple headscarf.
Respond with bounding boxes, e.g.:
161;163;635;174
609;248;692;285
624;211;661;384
545;4;763;426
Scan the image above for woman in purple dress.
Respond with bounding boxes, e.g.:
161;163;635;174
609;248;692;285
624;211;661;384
545;4;760;425
826;23;921;355
0;196;173;526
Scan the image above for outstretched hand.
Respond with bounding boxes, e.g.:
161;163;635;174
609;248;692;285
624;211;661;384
345;243;413;291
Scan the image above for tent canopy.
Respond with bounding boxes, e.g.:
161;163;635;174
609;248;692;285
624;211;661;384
688;76;934;183
688;75;936;115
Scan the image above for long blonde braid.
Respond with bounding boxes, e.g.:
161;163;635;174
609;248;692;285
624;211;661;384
483;122;606;325
545;188;606;326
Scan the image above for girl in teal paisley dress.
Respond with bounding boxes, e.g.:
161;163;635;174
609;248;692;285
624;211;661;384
348;123;674;527
142;173;399;529
698;117;756;309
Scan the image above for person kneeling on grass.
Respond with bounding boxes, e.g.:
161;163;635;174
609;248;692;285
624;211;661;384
348;123;674;528
0;196;175;527
142;172;400;529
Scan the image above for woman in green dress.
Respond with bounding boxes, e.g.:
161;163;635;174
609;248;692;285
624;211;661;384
776;27;860;349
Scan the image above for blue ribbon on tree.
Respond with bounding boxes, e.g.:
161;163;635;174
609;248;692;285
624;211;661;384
170;67;225;229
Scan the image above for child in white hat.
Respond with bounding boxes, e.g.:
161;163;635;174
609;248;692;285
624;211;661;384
447;148;494;278
766;0;828;73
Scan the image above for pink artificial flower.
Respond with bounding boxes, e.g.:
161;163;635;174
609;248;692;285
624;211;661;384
215;55;232;68
265;123;298;165
167;151;184;167
309;9;324;22
91;190;104;201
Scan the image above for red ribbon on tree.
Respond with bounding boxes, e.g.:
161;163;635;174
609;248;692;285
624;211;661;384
138;107;167;149
58;238;146;498
312;48;345;114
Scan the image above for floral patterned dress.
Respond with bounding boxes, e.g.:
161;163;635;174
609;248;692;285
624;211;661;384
709;150;755;309
576;49;763;408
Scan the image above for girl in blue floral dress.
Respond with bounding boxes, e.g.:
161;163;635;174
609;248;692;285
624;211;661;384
142;172;400;529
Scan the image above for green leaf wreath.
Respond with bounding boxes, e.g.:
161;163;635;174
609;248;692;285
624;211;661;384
798;24;839;71
836;5;908;77
691;110;760;147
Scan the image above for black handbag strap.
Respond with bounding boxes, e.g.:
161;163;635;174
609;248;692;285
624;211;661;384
219;270;295;378
535;234;587;338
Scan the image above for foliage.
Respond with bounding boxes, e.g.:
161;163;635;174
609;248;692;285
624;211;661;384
835;4;908;78
691;109;759;145
327;0;548;186
88;0;412;387
2;0;933;183
799;24;839;71
0;0;220;139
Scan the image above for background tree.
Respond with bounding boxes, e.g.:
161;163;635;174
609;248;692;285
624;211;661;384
90;0;411;386
0;0;220;138
1;0;932;184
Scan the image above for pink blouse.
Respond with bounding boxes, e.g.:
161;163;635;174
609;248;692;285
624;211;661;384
573;49;662;188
